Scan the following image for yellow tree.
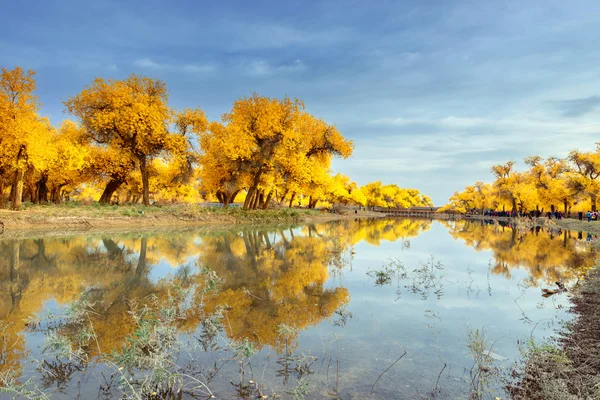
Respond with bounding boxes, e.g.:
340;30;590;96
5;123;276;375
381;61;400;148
0;67;53;210
199;95;353;209
568;148;600;211
34;120;91;203
198;121;247;207
491;161;520;212
271;113;353;209
65;74;172;205
526;156;575;213
87;145;137;204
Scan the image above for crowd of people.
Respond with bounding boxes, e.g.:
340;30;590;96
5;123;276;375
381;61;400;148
579;211;599;222
483;209;551;219
481;209;599;221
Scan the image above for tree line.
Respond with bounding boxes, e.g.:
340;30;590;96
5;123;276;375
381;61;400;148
0;67;431;210
441;148;600;214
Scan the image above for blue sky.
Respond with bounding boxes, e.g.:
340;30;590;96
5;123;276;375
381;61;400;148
2;0;600;205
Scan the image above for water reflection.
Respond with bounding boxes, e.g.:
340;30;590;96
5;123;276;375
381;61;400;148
442;220;597;285
0;218;596;398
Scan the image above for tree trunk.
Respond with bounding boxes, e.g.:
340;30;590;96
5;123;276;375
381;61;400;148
261;191;273;210
244;189;254;209
223;190;239;208
99;179;123;204
591;194;597;212
51;184;65;204
223;193;230;208
288;193;296;208
135;237;148;278
244;170;264;210
0;179;5;208
9;241;21;307
228;190;240;206
10;164;25;211
50;187;59;204
278;189;289;203
251;190;261;210
36;174;49;203
139;156;150;206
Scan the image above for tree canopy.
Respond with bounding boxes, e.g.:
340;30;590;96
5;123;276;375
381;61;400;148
441;147;600;214
0;67;429;210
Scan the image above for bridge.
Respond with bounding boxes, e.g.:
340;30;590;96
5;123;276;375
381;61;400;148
372;206;441;217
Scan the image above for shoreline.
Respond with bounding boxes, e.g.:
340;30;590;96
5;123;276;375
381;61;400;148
2;205;600;240
0;205;386;239
461;213;600;235
509;265;600;399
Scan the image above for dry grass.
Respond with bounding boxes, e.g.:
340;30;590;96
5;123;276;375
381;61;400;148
508;266;600;399
0;203;322;234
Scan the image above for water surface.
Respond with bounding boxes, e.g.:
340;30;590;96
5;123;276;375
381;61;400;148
0;218;596;399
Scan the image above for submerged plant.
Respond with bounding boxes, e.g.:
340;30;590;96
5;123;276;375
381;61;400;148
466;327;503;400
332;306;353;328
286;377;311;400
366;259;406;286
0;371;51;400
230;338;256;359
367;256;445;300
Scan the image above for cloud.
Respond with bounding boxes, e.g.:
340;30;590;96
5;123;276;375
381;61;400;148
133;58;216;74
133;58;164;69
552;95;600;118
228;23;353;50
368;115;600;135
244;59;306;77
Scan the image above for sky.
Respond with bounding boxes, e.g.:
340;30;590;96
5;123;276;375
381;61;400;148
2;0;600;205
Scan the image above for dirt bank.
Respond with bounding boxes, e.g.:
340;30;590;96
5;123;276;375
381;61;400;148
508;266;600;399
463;214;600;233
0;204;385;239
460;214;600;248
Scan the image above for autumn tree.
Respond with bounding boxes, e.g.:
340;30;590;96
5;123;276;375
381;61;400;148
0;67;55;209
568;148;600;211
525;156;576;213
65;74;172;206
361;181;431;210
198;94;353;209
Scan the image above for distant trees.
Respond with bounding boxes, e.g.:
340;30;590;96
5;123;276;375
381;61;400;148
442;146;600;214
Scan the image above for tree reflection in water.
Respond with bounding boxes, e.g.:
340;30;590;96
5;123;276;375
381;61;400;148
442;219;597;286
1;218;591;397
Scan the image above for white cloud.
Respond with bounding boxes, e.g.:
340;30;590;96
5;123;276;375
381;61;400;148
244;59;306;77
369;115;600;135
229;23;353;50
133;58;216;74
133;58;163;69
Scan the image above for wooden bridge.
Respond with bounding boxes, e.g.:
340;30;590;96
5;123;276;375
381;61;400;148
373;206;441;217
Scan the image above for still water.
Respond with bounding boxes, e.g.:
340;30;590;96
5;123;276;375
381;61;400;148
0;218;596;399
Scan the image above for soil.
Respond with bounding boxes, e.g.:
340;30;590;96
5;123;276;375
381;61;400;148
0;205;385;239
462;214;600;248
508;267;600;399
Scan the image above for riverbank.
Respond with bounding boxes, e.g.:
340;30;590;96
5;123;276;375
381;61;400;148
0;204;385;238
463;214;600;234
508;265;600;399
